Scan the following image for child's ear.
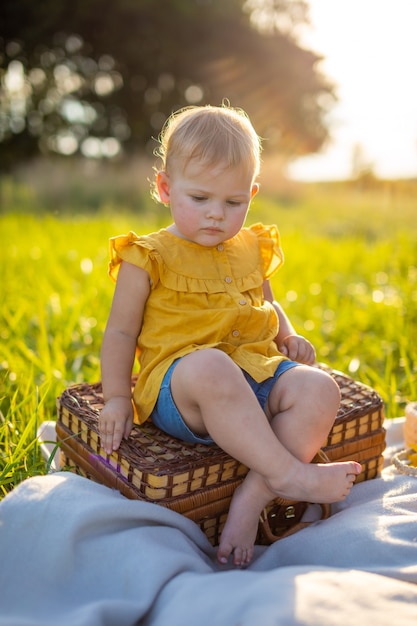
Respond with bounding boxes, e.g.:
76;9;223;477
251;183;259;199
156;171;170;204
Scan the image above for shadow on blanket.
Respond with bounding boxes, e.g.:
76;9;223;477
0;426;417;626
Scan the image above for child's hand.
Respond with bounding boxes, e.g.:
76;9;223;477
278;334;316;365
99;396;134;454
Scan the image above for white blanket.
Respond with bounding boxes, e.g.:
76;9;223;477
1;420;417;626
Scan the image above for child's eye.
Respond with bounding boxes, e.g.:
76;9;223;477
191;195;207;202
226;200;241;206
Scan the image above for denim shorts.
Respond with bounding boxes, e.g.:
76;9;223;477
150;357;300;445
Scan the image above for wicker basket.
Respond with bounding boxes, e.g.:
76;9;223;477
392;449;417;477
56;364;385;545
404;402;417;449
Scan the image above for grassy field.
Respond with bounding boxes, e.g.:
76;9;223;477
1;169;416;496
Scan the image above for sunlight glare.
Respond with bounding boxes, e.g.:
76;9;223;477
289;0;417;181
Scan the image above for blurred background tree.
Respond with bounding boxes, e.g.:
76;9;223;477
0;0;335;171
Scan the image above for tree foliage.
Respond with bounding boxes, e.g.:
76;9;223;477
0;0;335;170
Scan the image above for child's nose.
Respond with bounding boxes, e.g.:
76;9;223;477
206;201;225;220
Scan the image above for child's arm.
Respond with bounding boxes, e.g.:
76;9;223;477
99;261;151;453
263;280;316;365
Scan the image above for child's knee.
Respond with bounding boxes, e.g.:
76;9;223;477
175;349;239;389
324;372;341;405
314;370;341;415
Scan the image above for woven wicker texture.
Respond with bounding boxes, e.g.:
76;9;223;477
392;449;417;477
56;364;385;545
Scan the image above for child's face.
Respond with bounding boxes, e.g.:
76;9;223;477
157;160;259;246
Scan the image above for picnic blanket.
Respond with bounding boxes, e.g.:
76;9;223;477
0;419;416;626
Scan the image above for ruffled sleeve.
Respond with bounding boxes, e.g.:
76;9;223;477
109;232;161;286
249;223;284;279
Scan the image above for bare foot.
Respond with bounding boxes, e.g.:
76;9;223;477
217;460;362;567
270;460;362;504
217;477;270;566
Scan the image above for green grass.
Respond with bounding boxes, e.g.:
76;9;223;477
1;177;416;496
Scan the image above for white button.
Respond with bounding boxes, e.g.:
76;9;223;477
217;244;224;251
239;299;247;306
232;330;240;337
225;276;232;284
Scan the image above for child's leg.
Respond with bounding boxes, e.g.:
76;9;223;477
170;350;361;565
265;364;341;463
218;364;358;565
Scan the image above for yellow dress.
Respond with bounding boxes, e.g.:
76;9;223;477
109;222;287;424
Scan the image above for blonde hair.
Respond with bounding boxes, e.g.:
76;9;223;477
151;104;262;203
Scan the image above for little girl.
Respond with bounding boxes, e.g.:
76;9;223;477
99;104;361;567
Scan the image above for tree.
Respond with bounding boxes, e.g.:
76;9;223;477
0;0;335;170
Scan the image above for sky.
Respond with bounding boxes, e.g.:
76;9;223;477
287;0;417;181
